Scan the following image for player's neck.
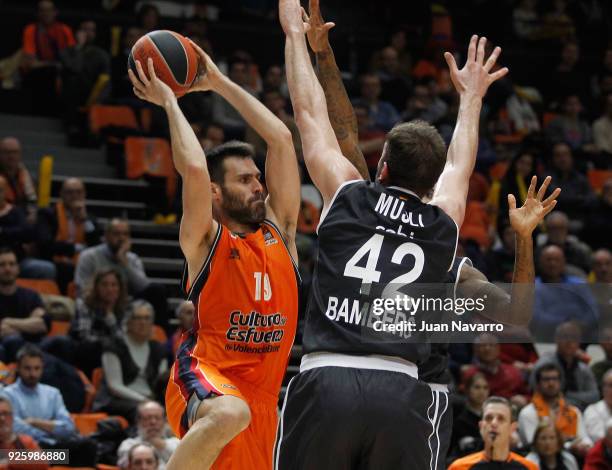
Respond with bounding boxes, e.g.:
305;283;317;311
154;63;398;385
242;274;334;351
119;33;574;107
224;219;260;236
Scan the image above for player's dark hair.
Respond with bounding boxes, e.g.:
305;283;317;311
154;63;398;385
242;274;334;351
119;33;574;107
483;396;515;421
383;120;446;196
16;344;44;365
206;141;256;184
535;363;562;383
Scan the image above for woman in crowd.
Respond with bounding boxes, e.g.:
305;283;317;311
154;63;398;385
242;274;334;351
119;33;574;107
70;267;127;376
93;300;168;423
450;373;490;459
526;422;580;470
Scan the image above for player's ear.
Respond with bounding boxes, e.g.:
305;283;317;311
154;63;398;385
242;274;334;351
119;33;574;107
378;161;390;185
210;182;221;200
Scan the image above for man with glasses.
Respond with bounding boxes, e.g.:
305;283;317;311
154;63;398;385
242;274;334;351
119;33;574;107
37;178;99;294
519;363;592;457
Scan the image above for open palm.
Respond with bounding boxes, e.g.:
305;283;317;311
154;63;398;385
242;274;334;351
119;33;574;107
303;0;335;53
444;35;509;98
508;175;561;238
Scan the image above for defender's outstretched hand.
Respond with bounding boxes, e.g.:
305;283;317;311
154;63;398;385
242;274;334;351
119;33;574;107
128;58;175;108
187;40;223;93
444;35;509;98
508;175;561;238
303;0;335;53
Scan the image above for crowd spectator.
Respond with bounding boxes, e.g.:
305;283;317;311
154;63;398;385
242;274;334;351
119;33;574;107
59;20;111;134
401;81;448;125
506;88;541;135
0;395;49;470
0;137;37;223
532;322;600;410
584;369;612;444
584;418;612;470
532;245;599;341
0;175;54;280
75;218;167;329
371;30;412;78
450;373;488;459
513;0;540;42
198;123;225;152
245;90;301;160
537;211;592;276
352;73;400;132
590;249;612;325
262;64;285;95
518;363;593;456
38;178;99;293
111;26;145;101
138;3;161;33
20;1;75;115
546;142;596;220
525;422;580;470
593;93;612;156
373;46;411;111
353;103;386;176
485;222;516;283
211;58;255;138
0;247;49;363
592;327;612;386
495;150;537;229
545;41;585;106
93;301;168;423
585;179;612;250
170;301;193;356
546;94;596;154
117;401;178;470
124;442;159;470
449;397;537;470
462;334;529;407
3;345;96;466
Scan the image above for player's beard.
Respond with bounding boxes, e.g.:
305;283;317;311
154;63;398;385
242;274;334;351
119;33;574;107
221;186;266;226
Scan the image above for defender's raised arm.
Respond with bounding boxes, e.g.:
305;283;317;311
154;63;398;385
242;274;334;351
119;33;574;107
280;0;362;206
430;36;509;227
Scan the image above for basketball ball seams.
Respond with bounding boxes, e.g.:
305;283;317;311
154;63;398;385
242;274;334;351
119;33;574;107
169;31;195;86
149;31;188;86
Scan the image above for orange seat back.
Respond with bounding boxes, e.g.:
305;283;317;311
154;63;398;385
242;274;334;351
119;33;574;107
47;320;70;337
489;161;509;182
587;169;612;194
16;278;60;295
125;137;177;201
89;105;139;134
152;324;168;343
97;465;121;470
70;412;108;435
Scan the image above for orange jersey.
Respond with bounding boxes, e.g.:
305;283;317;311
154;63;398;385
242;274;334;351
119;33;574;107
166;220;299;438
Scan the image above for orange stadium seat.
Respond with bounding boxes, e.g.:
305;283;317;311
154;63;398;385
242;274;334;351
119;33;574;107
97;465;120;470
152;325;168;343
47;320;70;337
125;137;177;201
16;278;60;295
588;169;612;193
71;412;108;435
89;105;139;134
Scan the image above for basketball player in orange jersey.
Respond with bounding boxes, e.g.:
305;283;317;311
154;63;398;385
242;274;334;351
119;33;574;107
128;44;301;470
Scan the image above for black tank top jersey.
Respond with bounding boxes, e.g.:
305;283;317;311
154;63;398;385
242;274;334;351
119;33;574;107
302;180;459;364
418;256;473;384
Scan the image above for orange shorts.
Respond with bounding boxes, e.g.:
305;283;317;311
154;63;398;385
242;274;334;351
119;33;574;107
165;360;279;470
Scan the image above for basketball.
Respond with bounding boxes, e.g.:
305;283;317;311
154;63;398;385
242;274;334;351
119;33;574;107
128;30;200;97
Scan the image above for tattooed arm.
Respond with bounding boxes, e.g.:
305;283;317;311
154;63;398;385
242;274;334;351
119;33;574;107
305;0;370;180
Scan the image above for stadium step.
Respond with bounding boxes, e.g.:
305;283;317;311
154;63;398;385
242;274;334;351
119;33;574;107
141;256;183;273
50;197;148;219
0;113;64;133
132;238;182;259
52;175;151;203
97;218;179;241
150;276;182;298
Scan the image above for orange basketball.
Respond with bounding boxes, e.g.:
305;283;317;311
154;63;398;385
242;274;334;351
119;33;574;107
129;30;199;97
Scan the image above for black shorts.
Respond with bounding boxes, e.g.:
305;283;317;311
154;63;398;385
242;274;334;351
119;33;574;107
274;367;449;470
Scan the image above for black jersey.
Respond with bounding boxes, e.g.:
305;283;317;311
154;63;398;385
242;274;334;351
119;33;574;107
419;256;473;384
302;180;458;364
